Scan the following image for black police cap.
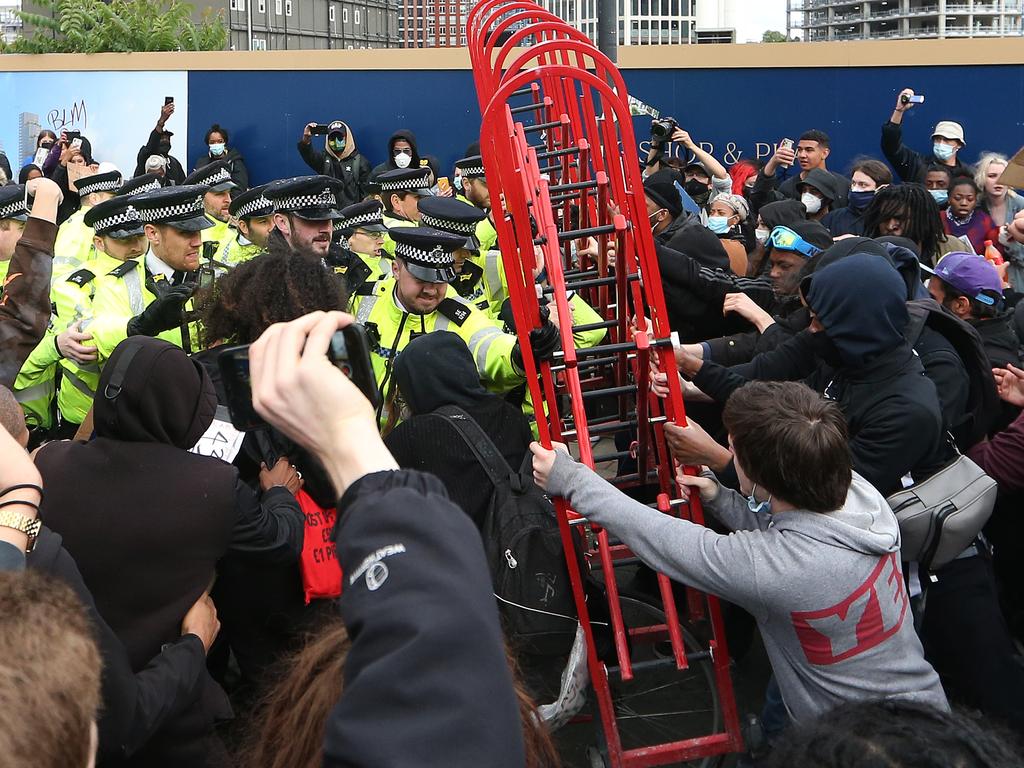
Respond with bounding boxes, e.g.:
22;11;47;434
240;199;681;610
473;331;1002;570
117;173;163;197
75;170;123;197
335;200;386;234
229;183;274;220
417;196;486;251
264;175;342;221
130;184;214;232
377;167;433;197
184;160;237;193
389;226;465;284
454;155;486;180
83;197;144;239
0;185;28;222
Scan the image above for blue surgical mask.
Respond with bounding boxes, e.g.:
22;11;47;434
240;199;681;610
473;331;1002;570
929;188;949;206
209;142;225;156
707;215;731;235
453;175;463;192
848;189;875;209
933;142;955;162
746;484;772;515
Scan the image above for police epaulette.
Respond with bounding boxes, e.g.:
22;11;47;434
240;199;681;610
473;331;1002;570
436;298;472;327
66;269;96;287
345;260;372;289
456;259;484;284
107;261;136;278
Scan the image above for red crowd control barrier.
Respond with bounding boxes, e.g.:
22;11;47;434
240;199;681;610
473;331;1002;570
468;3;744;765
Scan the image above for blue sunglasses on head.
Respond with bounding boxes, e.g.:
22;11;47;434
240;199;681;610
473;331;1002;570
769;226;823;259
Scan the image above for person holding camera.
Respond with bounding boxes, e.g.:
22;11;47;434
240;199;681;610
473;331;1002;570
298;120;372;209
133;101;187;186
882;88;971;184
645;125;731;207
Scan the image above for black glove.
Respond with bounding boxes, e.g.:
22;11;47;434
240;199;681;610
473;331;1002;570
126;284;194;337
512;307;561;371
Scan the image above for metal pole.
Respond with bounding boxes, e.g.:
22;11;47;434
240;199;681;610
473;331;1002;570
597;0;617;62
246;0;253;50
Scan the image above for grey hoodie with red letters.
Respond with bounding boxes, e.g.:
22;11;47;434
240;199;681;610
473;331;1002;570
545;453;949;723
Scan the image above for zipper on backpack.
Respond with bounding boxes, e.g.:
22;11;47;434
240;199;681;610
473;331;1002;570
505;549;518;568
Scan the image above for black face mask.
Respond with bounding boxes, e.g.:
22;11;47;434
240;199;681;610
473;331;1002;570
157;142;172;155
807;329;844;369
684;179;710;200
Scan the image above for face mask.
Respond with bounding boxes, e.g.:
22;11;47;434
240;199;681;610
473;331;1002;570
746;485;772;515
801;192;823;214
929;188;949;206
707;216;731;235
329;139;346;153
755;227;770;244
848;189;875;209
394;151;412;169
933;142;955;162
453;175;463;192
208;142;225;156
683;179;709;199
648;209;664;227
157;143;171;155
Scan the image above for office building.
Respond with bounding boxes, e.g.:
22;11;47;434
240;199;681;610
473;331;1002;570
789;0;1024;41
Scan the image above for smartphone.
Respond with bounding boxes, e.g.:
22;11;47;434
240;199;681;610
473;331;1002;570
778;138;795;168
71;138;83;150
218;325;379;431
310;123;331;136
437;176;451;195
165;96;174;105
907;94;925;104
65;130;81;142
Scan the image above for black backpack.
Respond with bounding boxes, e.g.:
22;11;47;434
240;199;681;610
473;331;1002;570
432;405;583;655
905;298;999;450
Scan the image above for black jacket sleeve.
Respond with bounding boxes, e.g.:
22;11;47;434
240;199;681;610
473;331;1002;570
32;532;206;761
657;245;776;309
848;396;943;496
0;217;55;388
356;152;371;199
297;141;326;175
693;330;821;403
231;155;250;192
228;480;304;562
880;121;924;184
748;168;783;218
323;470;525;768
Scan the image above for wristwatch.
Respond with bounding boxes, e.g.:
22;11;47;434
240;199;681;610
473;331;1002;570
0;510;41;552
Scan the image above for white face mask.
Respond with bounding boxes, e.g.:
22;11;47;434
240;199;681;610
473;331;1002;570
755;227;770;244
801;192;823;215
394;151;412;169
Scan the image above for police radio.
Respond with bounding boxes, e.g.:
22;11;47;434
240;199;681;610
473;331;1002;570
218;324;379;431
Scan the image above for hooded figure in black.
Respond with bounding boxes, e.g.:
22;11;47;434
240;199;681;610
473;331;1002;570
35;336;303;768
694;254;947;496
369;128;440;183
384;332;533;528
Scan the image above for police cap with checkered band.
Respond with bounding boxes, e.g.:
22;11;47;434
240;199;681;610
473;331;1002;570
389;226;466;283
335;200;387;235
377;167;433;198
416;196;486;251
454;155;486;181
184;159;237;193
264;175;342;221
229;183;274;221
117;173;163;198
76;170;123;198
129;184;214;232
0;185;28;222
83;197;145;239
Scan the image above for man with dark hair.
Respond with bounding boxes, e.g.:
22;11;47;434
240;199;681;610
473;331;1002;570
263;175;341;260
183;161;238;252
218;184;274;268
532;379;948;724
751;129;850;214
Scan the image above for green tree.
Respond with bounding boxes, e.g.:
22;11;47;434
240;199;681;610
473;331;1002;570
1;0;227;53
761;30;790;43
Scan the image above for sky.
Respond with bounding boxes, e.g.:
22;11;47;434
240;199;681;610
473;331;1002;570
733;0;791;43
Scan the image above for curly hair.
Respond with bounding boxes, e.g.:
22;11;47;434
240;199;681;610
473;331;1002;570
199;237;348;346
765;699;1023;768
862;183;945;266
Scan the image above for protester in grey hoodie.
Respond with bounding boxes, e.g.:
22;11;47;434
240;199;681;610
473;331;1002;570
531;380;948;725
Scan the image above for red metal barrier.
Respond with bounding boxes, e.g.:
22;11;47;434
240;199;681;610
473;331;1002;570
468;4;743;764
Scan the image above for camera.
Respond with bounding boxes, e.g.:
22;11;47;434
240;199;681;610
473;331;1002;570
217;325;379;431
310;124;331;136
650;117;679;143
900;93;925;105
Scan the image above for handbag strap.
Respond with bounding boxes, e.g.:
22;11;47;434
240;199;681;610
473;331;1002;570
431;405;515;490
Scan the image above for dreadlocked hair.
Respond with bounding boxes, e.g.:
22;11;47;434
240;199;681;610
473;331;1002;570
199;236;349;346
764;699;1023;768
862;183;944;267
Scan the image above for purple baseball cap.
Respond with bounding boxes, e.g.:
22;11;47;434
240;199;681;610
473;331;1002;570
925;251;1003;306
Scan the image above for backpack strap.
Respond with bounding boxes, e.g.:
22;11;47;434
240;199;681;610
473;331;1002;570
432;405;515;489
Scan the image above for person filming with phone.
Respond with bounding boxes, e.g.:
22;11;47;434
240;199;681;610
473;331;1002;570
298;120;372;208
882;88;971;183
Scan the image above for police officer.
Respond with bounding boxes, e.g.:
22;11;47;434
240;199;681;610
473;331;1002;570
53;169;122;279
377;167;433;260
115;173;163;198
455;155;498;254
83;184;211;360
183;159;237;251
263;175;341;259
14;196;153;436
218;184;274;268
0;185;28;289
350;226;559;426
330;199;390;301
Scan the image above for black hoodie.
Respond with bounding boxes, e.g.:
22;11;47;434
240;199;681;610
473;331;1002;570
370;128;440;181
384;332;533;527
35;337;303;766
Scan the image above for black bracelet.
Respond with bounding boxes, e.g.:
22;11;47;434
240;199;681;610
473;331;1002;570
0;484;43;499
0;499;40;512
54;334;64;359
